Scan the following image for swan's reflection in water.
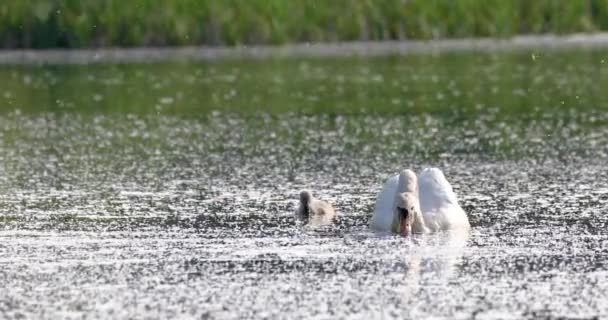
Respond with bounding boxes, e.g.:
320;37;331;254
400;229;471;315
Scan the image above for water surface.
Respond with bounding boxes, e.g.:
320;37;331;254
1;50;608;319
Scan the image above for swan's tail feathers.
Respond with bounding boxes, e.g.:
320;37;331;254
418;168;459;212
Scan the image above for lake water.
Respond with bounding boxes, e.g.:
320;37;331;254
0;50;607;319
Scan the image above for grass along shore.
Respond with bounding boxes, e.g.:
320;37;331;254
1;0;608;48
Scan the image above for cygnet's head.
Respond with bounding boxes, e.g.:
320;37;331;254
399;169;418;194
392;192;418;236
299;190;312;204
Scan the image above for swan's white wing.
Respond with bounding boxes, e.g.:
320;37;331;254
369;174;399;231
418;168;458;213
419;168;469;230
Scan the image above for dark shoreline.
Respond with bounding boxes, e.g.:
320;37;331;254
2;33;608;65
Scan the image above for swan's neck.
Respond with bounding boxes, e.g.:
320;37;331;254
394;174;428;234
398;174;417;194
392;174;416;212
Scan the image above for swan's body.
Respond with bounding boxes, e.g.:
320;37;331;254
295;191;337;225
370;168;469;234
418;168;469;231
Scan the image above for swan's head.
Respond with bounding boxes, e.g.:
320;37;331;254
391;192;418;236
299;190;312;205
398;169;418;194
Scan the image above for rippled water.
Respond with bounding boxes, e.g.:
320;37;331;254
1;50;608;319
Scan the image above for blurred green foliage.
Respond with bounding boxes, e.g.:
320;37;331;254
0;0;607;48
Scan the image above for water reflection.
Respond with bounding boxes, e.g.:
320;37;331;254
402;230;470;309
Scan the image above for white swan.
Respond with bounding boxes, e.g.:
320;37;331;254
295;190;337;225
369;168;469;235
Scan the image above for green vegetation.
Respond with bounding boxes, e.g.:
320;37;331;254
1;0;607;48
